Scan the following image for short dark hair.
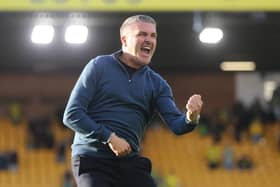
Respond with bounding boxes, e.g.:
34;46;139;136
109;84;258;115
120;15;156;35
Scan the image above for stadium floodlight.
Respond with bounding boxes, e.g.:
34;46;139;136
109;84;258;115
31;25;54;44
220;61;256;71
65;25;88;44
199;27;223;44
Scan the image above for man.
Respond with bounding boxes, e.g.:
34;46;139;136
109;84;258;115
63;15;203;187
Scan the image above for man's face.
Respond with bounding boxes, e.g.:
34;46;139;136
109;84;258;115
121;22;157;67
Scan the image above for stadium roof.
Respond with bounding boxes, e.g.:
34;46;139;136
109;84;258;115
1;11;280;73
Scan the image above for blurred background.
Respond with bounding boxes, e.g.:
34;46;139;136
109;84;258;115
1;0;280;187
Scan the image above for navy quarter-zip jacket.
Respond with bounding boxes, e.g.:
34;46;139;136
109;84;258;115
63;50;196;158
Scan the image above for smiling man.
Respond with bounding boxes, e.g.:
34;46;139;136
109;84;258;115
63;15;203;187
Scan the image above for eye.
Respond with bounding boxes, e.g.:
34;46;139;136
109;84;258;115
137;32;147;37
151;33;157;38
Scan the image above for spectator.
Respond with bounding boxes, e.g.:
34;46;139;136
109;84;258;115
27;117;54;149
165;170;181;187
63;170;74;187
237;154;254;170
0;151;18;171
0;153;9;170
207;140;221;170
7;151;18;171
8;101;22;125
57;141;67;163
249;117;264;144
223;143;234;170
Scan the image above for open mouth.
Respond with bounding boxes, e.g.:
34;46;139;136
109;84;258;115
141;46;151;54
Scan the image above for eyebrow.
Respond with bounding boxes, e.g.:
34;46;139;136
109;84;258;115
138;31;157;37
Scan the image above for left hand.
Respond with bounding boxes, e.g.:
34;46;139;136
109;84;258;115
186;94;203;122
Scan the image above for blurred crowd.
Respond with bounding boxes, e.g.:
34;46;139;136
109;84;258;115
1;85;280;187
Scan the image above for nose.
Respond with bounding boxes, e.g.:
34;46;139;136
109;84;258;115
144;36;154;43
144;39;151;45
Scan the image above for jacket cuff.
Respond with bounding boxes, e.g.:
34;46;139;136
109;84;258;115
103;128;112;143
185;114;200;125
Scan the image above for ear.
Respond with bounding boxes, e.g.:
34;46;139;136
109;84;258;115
121;35;127;47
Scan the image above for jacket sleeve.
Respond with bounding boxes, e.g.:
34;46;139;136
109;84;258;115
63;58;112;142
156;80;196;135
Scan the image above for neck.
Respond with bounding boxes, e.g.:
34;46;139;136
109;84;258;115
119;52;142;69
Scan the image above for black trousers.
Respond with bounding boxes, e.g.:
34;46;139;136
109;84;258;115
72;155;157;187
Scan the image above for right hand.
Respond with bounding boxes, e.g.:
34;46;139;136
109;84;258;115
108;133;132;157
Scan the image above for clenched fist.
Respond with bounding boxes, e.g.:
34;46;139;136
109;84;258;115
108;133;132;157
186;94;203;122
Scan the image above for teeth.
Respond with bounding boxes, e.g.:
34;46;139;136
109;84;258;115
141;46;151;54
